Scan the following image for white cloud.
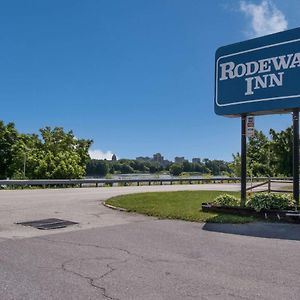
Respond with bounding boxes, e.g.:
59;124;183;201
89;149;115;160
240;0;288;37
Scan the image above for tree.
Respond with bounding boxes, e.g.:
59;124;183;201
9;133;42;179
119;163;134;174
34;127;93;179
228;153;241;177
0;121;18;179
269;127;293;176
148;165;157;174
247;130;272;176
203;158;230;176
86;160;109;177
8;126;93;179
229;130;270;177
169;164;183;176
193;162;209;174
182;161;191;172
229;127;295;177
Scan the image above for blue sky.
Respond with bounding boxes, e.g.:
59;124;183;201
1;0;300;161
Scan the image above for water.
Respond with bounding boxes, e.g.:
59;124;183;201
86;173;232;180
111;173;173;180
109;174;231;180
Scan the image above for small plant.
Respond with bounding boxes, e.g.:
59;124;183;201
105;173;113;179
11;170;27;180
202;173;212;179
212;194;240;207
246;192;295;212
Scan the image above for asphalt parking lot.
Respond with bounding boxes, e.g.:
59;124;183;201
0;185;299;299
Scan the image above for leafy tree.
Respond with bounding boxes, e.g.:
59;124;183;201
0;121;18;179
229;130;270;177
269;127;293;176
9;133;42;179
247;130;272;176
35;127;92;179
169;164;183;176
7;125;92;179
192;162;209;174
119;163;134;174
228;153;241;177
182;161;192;172
230;127;295;177
202;158;230;176
148;163;162;174
86;159;109;177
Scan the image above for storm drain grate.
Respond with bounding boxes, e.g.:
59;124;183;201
16;218;79;230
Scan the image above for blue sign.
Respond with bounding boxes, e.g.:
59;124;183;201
215;27;300;116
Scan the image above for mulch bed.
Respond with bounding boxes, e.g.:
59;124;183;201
202;203;300;222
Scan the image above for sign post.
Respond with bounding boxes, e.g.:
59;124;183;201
215;27;300;207
293;109;299;206
241;114;247;207
246;116;255;137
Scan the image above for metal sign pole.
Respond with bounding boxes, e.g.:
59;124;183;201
293;109;299;207
241;114;247;207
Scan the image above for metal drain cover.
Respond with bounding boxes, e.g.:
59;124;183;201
16;218;79;230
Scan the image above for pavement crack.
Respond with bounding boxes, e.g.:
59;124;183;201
61;257;121;300
36;236;132;255
34;236;158;262
89;213;102;218
35;236;194;267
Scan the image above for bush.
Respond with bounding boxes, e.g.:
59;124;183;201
169;164;183;176
212;194;240;207
246;193;295;212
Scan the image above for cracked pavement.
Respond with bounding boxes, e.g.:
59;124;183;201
0;185;300;299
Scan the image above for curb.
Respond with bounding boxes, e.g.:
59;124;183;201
103;201;128;212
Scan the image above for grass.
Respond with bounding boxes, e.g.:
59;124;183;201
105;190;257;223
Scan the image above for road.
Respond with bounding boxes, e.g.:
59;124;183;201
0;184;299;299
0;183;242;240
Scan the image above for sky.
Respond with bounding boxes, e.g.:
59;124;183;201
1;0;300;161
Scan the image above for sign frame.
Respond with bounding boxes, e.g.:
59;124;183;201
214;27;300;207
215;27;300;117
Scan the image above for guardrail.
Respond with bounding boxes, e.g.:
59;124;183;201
0;177;293;189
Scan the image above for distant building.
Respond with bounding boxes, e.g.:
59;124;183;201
153;153;164;163
161;159;172;167
136;154;171;167
112;154;117;161
192;158;201;164
174;157;186;163
136;156;151;162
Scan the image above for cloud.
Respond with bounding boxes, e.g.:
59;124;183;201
240;0;288;37
89;149;115;160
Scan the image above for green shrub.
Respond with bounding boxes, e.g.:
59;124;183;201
212;194;240;207
246;193;295;212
